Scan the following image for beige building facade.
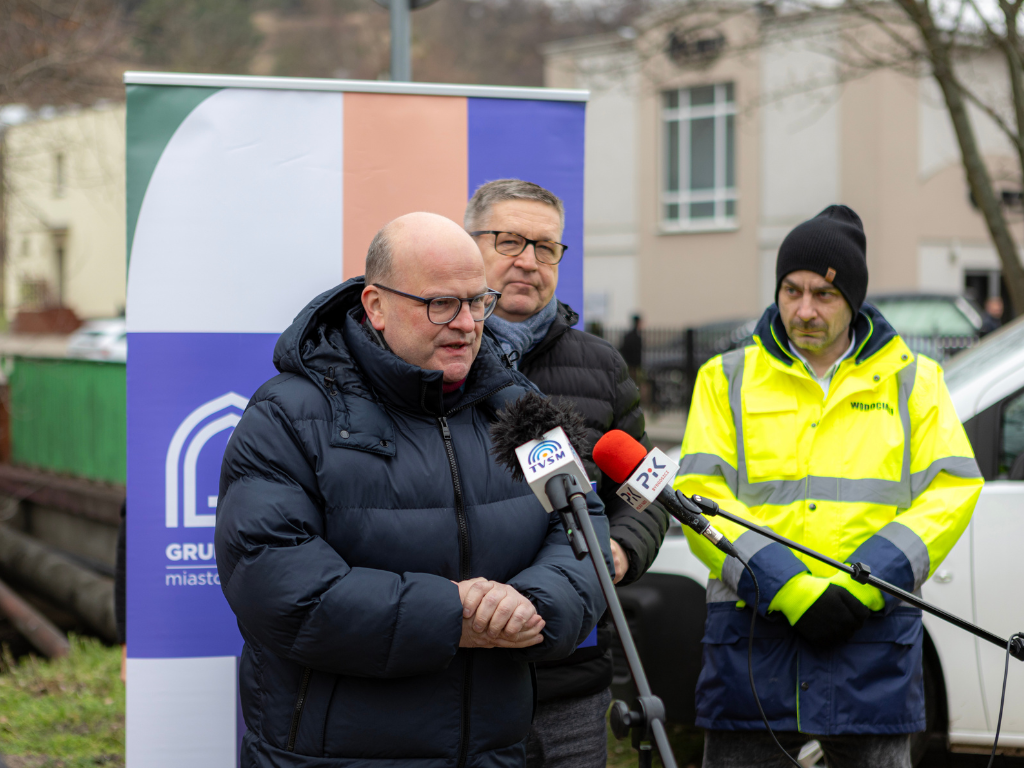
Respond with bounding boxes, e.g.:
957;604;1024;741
546;11;1023;328
3;103;127;322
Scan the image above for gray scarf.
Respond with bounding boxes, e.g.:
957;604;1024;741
485;296;559;369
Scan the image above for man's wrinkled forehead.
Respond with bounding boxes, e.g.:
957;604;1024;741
486;199;564;236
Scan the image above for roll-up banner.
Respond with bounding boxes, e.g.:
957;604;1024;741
123;73;587;766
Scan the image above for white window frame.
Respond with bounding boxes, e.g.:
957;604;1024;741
660;82;738;233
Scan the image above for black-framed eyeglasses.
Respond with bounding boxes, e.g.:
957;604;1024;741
375;284;502;325
469;231;568;265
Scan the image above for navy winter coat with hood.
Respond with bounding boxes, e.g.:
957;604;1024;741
215;278;609;768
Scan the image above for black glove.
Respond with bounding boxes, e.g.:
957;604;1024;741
793;584;870;648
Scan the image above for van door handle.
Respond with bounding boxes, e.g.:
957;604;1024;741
933;569;954;584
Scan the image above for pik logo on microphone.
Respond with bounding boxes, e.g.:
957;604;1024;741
616;448;679;512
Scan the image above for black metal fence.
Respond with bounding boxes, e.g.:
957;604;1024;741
590;322;979;414
590;320;756;414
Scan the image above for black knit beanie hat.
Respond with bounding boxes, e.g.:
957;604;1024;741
775;204;869;314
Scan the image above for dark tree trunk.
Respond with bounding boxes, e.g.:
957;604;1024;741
895;0;1024;316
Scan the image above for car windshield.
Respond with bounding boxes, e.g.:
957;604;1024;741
944;316;1024;392
871;298;977;336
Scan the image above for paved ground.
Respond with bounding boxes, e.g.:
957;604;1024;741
921;751;1024;767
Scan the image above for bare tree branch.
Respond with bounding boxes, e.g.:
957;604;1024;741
895;0;1024;313
957;78;1024;152
0;0;127;108
996;0;1024;178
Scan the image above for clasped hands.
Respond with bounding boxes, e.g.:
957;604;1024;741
454;578;545;649
777;571;885;648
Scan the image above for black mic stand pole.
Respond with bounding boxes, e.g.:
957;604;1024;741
545;474;678;768
685;492;1024;661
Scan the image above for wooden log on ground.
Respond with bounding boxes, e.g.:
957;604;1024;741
0;575;69;658
0;524;115;641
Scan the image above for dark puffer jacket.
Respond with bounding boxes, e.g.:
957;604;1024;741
512;302;670;702
216;279;609;768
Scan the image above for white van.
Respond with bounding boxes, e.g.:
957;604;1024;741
617;316;1024;765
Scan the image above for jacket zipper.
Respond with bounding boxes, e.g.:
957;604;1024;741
437;378;514;581
438;379;514;768
286;666;312;752
439;416;471;580
438;414;473;768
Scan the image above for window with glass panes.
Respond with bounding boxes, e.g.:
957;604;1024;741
662;83;736;227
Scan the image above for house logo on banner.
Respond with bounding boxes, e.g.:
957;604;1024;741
165;392;249;529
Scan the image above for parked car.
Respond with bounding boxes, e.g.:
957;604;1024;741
614;315;1024;765
868;293;988;363
868;293;986;336
66;318;126;362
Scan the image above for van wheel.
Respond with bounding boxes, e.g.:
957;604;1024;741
911;648;943;767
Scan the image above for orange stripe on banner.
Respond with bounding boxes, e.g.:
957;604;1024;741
343;94;468;280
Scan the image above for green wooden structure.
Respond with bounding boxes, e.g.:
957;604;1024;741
7;357;126;484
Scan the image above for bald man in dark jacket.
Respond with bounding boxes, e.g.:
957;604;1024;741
217;213;608;768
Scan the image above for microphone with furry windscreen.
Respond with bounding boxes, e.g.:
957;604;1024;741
490;390;588;484
490;391;592;557
489;391;679;768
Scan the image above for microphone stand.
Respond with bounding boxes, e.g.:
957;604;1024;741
685;492;1024;661
544;474;678;768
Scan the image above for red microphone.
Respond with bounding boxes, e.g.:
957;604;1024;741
592;430;649;485
593;430;739;559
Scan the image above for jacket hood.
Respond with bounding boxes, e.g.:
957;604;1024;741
272;278;525;452
752;302;898;368
273;277;365;376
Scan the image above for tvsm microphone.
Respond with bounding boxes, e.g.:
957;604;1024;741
591;430;740;560
489;391;593;558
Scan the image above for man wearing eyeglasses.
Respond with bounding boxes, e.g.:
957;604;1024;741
467;181;669;768
216;212;608;768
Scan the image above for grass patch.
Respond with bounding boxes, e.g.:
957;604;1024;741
606;717;703;768
0;635;124;767
2;639;703;768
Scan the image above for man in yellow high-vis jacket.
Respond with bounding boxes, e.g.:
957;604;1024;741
675;205;983;768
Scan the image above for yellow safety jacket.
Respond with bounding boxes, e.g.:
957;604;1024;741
675;304;983;734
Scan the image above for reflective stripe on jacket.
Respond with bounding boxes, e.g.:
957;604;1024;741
674;303;983;734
